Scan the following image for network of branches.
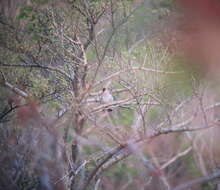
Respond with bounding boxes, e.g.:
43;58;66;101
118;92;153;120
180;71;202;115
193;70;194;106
0;0;220;190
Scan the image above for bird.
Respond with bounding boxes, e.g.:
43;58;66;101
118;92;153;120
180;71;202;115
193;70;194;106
101;88;114;112
101;88;132;111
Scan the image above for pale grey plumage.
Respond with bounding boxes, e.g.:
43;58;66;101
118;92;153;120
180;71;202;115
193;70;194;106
101;88;114;112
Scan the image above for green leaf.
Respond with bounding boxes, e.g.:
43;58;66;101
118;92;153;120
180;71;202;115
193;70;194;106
16;12;28;20
22;5;33;12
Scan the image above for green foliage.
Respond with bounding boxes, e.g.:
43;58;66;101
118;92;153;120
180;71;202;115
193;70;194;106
118;109;134;126
148;107;160;122
17;6;34;20
150;0;174;9
47;101;61;111
156;57;198;103
30;0;50;4
147;106;168;126
159;0;174;9
29;72;50;97
105;161;138;180
184;154;201;177
66;134;73;143
201;182;216;190
86;48;98;62
17;4;53;42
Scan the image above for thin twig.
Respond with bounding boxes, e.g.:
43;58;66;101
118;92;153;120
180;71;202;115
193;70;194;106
94;67;183;88
0;63;73;81
171;171;220;190
160;147;192;170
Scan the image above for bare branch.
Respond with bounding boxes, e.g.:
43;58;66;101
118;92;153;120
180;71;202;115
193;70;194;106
4;81;28;98
94;67;183;88
0;62;73;81
80;123;218;190
89;95;159;114
79;145;125;190
0;71;28;98
160;147;192;170
172;171;220;190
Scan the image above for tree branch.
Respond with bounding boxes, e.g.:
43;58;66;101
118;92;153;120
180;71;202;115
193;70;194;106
160;147;192;170
4;81;28;98
0;62;73;81
0;71;28;98
94;66;183;88
81;123;218;190
172;171;220;190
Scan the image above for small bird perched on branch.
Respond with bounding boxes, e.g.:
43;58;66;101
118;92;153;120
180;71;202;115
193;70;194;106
101;88;114;112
